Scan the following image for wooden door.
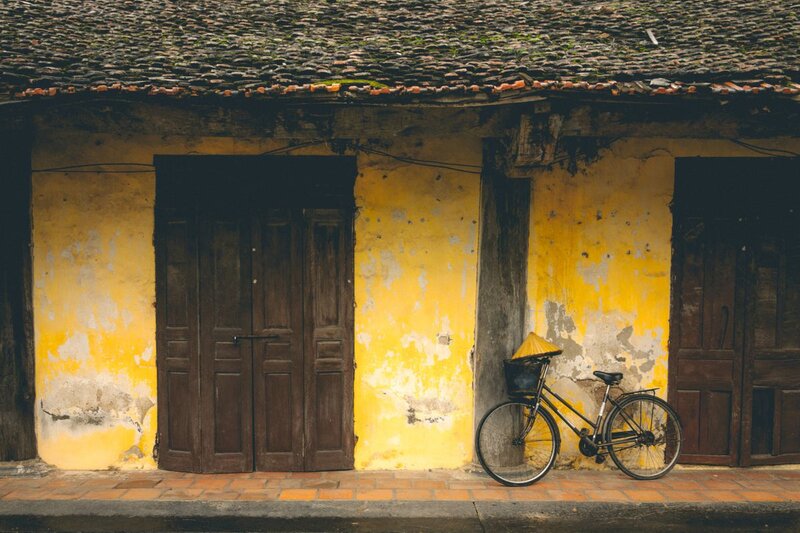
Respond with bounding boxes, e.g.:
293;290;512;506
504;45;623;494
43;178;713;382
156;156;355;473
155;180;202;472
670;157;800;466
740;172;800;465
252;208;305;471
303;209;355;471
669;213;745;465
250;207;355;471
197;202;254;472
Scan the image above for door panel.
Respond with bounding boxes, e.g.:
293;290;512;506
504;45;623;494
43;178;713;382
742;213;800;465
156;208;201;472
198;213;253;472
252;209;304;471
304;209;354;471
670;215;744;465
780;390;800;454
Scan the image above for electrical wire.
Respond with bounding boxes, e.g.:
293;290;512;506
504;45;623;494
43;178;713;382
32;170;154;174
30;139;484;176
728;142;784;158
33;162;154;170
359;149;481;169
258;140;328;155
728;139;800;157
354;144;482;175
30;141;328;173
32;163;156;173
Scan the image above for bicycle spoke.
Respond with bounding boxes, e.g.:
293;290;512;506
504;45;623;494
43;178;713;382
639;401;643;434
645;445;657;471
649;398;656;432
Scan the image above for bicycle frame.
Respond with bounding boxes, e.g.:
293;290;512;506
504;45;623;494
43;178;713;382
526;358;654;450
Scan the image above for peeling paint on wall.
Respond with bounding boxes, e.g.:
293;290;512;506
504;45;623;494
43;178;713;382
379;250;403;290
576;257;610;292
544;303;662;388
40;373;153;431
405;396;456;425
52;332;90;362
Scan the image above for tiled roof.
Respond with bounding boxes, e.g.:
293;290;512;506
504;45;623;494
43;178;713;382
2;0;799;100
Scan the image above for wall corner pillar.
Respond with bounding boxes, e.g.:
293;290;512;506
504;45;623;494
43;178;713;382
472;138;531;459
0;126;37;461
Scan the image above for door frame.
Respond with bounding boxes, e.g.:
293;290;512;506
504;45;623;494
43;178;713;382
154;155;357;472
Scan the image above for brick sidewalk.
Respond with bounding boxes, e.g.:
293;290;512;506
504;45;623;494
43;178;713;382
1;467;798;504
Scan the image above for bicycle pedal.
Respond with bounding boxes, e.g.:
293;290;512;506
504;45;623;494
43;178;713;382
595;454;606;464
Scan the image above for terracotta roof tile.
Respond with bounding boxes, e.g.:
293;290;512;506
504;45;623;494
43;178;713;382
1;0;799;100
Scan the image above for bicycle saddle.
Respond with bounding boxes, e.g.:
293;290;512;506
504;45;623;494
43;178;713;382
593;371;623;385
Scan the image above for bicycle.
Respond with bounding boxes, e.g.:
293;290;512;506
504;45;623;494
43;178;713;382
475;349;683;487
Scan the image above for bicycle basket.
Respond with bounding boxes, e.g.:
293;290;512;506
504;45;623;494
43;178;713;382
503;358;545;395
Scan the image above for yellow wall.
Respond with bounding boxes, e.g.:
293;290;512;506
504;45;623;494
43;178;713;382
32;122;799;472
31;131;480;470
353;139;480;469
526;137;800;465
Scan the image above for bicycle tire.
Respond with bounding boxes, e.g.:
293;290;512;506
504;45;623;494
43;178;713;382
475;401;560;486
604;394;682;480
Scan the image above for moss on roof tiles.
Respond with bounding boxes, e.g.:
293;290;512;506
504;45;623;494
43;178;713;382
1;0;798;97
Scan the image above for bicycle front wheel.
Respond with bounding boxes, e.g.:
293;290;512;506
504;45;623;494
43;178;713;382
475;401;560;486
604;395;682;480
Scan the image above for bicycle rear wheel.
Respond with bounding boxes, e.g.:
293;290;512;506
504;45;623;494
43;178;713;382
475;401;559;486
604;395;682;480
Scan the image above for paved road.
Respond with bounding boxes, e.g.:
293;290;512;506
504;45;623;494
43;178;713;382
1;500;799;532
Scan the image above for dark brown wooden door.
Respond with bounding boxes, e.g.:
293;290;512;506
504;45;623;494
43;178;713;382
670;214;744;465
303;209;355;471
252;208;305;471
741;209;800;465
198;205;254;472
156;157;355;473
251;207;355;471
155;202;202;472
670;157;800;466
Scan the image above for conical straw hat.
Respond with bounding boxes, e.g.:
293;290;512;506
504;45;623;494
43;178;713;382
512;332;563;359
